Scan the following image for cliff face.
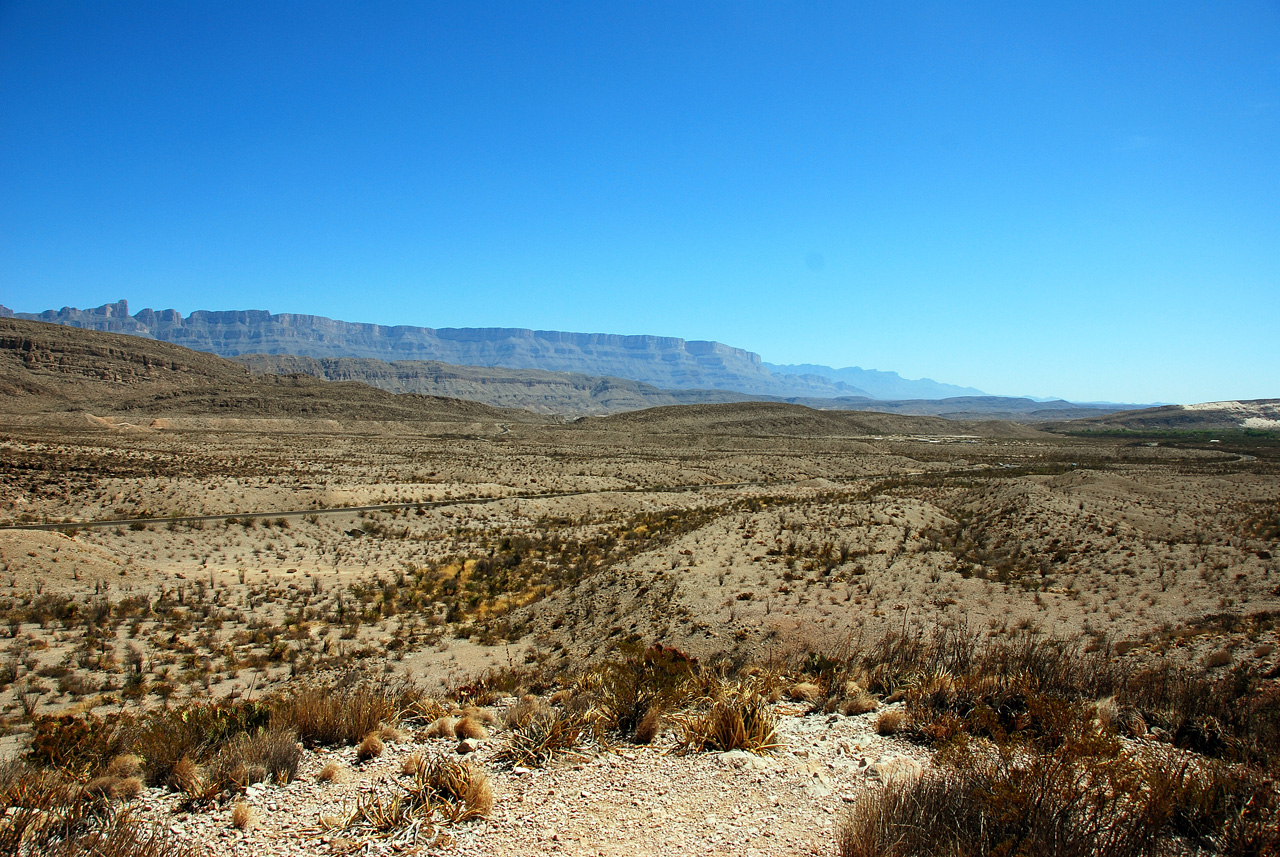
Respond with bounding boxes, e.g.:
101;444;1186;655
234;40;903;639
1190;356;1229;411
15;301;862;397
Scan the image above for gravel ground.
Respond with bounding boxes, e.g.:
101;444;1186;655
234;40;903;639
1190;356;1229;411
125;701;928;856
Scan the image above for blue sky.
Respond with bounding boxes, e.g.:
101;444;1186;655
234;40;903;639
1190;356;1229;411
2;2;1277;404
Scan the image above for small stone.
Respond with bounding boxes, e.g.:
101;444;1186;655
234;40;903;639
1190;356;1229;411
456;737;481;754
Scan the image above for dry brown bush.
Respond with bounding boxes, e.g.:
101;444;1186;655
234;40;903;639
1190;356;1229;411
461;706;497;727
272;677;421;747
82;774;120;800
356;733;384;763
0;760;193;856
317;761;343;783
503;695;546;729
874;708;905;735
494;706;590;767
231;801;257;831
788;681;822;703
117;776;143;799
401;752;426;776
678;692;779;754
841;692;880;716
415;757;493;821
107;753;143;778
207;726;301;791
166;757;201;794
634;707;663;744
454;716;489;741
424;716;457;738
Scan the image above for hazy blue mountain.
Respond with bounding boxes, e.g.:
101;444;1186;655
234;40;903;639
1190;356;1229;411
765;362;985;400
7;300;989;401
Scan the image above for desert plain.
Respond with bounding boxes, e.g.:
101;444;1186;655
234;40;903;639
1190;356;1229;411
1;318;1278;855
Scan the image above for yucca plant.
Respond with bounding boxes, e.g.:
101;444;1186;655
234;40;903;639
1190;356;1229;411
677;691;780;754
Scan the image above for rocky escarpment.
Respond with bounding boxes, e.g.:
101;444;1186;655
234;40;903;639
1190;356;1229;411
0;318;531;423
7;301;865;397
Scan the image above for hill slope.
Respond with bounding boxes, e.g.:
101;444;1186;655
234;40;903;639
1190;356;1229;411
577;401;1045;438
1052;399;1280;433
8;300;982;400
0;318;530;423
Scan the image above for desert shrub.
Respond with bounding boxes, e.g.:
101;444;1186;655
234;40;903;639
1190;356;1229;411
424;716;457;738
454;716;489;741
502;696;546;730
460;705;497;727
125;700;272;787
841;691;880;716
28;712;128;775
874;708;905;736
206;725;301;791
107;753;143;778
634;706;663;744
839;622;1280;769
413;757;493;821
401;752;425;776
494;706;591;767
271;676;422;747
1121;659;1280;767
0;759;195;857
839;734;1280;857
677;691;779;754
788;681;822;703
316;761;343;783
581;644;696;741
231;800;257;831
356;733;385;762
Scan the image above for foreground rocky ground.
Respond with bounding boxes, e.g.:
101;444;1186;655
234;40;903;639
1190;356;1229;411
119;699;920;857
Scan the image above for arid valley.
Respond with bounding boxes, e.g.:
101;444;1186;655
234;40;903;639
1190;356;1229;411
1;318;1278;855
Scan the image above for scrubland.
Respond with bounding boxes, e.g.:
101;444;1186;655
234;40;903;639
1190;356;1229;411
1;410;1277;855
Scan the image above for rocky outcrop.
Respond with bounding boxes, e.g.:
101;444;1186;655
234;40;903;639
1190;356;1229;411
231;354;777;415
17;302;868;397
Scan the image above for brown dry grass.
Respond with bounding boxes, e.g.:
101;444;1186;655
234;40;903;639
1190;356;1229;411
316;761;343;783
231;801;257;831
356;732;384;763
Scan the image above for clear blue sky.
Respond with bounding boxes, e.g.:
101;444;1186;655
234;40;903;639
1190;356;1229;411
2;2;1277;404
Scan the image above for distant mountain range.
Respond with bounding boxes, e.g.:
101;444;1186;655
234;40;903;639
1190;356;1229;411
765;363;984;400
1;315;1182;424
4;300;985;401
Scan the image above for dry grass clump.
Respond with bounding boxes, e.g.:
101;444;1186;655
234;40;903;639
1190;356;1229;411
454;716;489;741
272;678;420;748
494;706;591;767
413;757;494;821
0;760;194;857
82;774;122;800
317;761;344;783
425;716;458;738
503;695;547;730
116;776;144;799
401;752;426;776
231;800;257;831
874;708;905;736
460;706;497;727
841;691;880;716
107;753;143;778
207;726;302;791
838;728;1280;857
582;644;698;741
788;681;822;703
634;706;664;744
678;691;779;754
356;732;385;763
166;757;202;794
